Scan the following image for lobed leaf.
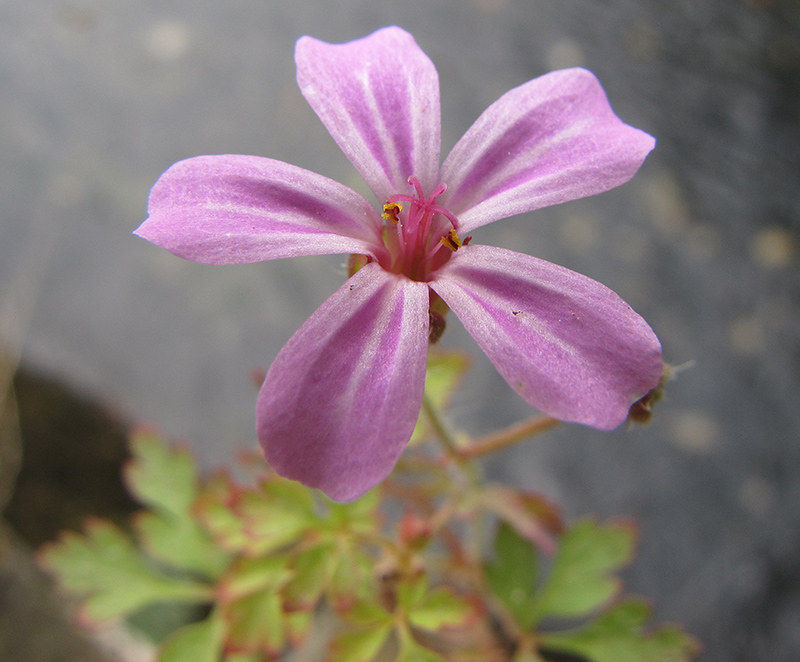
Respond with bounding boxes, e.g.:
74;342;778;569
329;625;393;662
158;615;225;662
135;510;231;579
219;555;292;602
532;519;635;622
539;599;700;662
194;472;250;553
124;430;232;577
125;429;198;517
485;522;539;629
407;587;474;631
236;477;317;556
223;587;286;657
38;519;211;626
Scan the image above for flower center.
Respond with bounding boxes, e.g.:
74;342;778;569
378;176;468;281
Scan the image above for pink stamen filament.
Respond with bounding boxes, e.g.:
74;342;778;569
384;176;462;280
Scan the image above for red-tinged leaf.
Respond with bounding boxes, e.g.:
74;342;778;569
38;519;211;627
286;609;312;648
539;599;700;662
329;625;392;662
328;543;373;611
236;478;317;556
532;519;636;622
158;615;225;662
218;555;292;603
194;472;250;553
223;587;286;657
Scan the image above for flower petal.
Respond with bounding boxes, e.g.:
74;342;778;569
257;263;430;501
440;69;655;234
430;245;662;429
135;155;384;264
295;26;441;203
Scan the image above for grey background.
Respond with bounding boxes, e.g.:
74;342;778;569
1;0;798;660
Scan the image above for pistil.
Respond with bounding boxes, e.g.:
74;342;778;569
382;176;465;281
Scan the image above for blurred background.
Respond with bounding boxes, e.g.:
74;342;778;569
0;0;798;660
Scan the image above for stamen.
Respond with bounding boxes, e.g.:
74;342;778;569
381;202;402;224
380;176;464;280
441;228;464;252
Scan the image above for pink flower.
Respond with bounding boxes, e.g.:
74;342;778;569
135;27;662;501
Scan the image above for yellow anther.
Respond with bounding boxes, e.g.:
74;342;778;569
440;228;463;252
381;202;402;224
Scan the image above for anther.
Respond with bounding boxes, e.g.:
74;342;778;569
381;202;402;224
441;228;464;252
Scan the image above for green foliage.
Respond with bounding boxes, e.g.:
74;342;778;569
38;518;211;625
485;518;635;627
157;615;225;662
533;518;636;621
37;357;698;661
126;429;231;578
540;599;701;662
485;521;539;628
330;625;393;662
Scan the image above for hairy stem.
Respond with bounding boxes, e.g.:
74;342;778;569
457;414;560;459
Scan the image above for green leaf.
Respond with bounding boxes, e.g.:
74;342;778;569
326;487;380;533
396;574;429;612
329;625;392;662
223;586;286;657
125;430;198;517
540;599;700;662
283;543;333;610
220;555;292;602
135;510;231;579
411;350;470;443
533;519;635;622
329;542;374;610
38;519;211;625
408;587;473;631
396;625;446;662
158;616;225;662
485;522;539;629
125;430;231;578
236;477;317;556
194;472;250;553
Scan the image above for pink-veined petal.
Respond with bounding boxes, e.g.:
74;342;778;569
440;68;655;234
135;155;384;264
257;263;430;501
295;26;441;204
430;245;662;429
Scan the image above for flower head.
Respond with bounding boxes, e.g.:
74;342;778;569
135;27;663;501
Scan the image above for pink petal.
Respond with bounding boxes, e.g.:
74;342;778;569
295;26;441;204
135;155;384;264
439;68;655;234
257;263;430;501
430;245;662;429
